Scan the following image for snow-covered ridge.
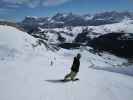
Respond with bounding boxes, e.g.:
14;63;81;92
0;25;37;59
0;25;36;50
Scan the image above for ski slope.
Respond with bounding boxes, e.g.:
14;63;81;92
0;25;133;100
0;49;133;100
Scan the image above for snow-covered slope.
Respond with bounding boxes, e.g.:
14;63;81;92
0;25;37;60
0;25;133;100
0;47;133;100
88;20;133;35
73;19;133;39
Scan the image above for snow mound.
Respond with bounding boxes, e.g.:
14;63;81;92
0;25;36;59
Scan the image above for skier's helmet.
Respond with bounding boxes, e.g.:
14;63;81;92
77;53;81;59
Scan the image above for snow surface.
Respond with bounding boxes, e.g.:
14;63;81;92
0;25;133;100
0;25;37;60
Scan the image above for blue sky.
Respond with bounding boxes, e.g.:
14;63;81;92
0;0;133;21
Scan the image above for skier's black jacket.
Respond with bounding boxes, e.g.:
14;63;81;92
71;57;80;72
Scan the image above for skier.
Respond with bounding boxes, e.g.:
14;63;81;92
64;53;81;81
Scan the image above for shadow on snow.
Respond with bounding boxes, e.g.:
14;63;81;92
45;78;79;83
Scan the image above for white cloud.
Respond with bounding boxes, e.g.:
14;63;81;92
0;8;8;14
3;0;31;4
3;0;22;4
43;0;70;6
6;4;20;8
27;0;40;8
2;0;71;8
0;8;14;14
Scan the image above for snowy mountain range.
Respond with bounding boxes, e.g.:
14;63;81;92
20;18;133;57
0;11;133;57
20;11;133;31
0;11;133;100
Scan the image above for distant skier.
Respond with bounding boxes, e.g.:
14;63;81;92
64;53;81;81
50;60;54;66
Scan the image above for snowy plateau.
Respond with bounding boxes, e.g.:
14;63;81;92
0;20;133;100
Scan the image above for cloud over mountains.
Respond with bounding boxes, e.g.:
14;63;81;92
1;0;71;8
